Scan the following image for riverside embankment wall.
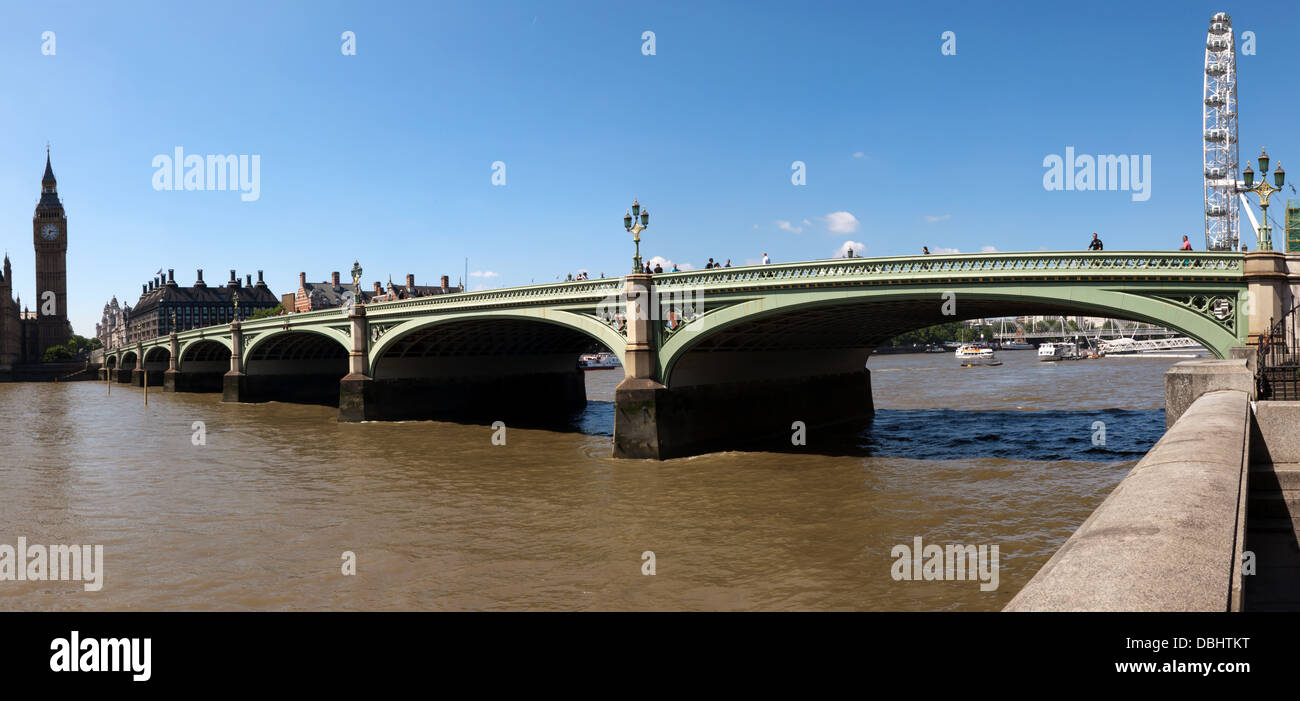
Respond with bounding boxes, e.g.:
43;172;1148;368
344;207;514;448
1006;359;1254;612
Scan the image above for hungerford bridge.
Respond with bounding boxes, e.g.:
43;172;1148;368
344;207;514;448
101;249;1286;459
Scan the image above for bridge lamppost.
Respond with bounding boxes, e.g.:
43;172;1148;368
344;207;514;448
1241;147;1286;251
351;260;364;307
624;199;650;273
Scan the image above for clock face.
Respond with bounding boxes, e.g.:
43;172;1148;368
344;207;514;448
40;224;58;241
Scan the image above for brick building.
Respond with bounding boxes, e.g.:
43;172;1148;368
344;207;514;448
294;271;461;312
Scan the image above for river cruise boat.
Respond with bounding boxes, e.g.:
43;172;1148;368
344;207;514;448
1037;342;1081;361
955;343;1001;366
578;351;621;370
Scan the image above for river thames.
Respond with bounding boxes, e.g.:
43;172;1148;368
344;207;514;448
0;350;1186;611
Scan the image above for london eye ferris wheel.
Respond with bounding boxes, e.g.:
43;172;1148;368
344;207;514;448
1203;12;1240;250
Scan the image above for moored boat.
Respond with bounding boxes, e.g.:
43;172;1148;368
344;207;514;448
579;351;621;369
955;343;1001;366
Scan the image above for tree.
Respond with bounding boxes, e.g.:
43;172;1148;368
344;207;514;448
43;344;74;363
250;304;284;320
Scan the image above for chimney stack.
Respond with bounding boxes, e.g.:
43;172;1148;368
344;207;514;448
331;271;340;286
168;269;175;285
406;274;415;289
299;272;307;289
246;274;252;287
257;270;265;286
373;281;382;294
441;275;449;292
142;283;147;295
196;269;205;287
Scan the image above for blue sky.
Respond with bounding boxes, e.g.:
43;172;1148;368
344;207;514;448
1;0;1297;336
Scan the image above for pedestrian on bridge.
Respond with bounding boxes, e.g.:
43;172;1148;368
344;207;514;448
1088;233;1103;251
1180;235;1193;251
762;252;771;264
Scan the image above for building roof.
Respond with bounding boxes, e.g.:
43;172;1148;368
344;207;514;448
302;282;357;307
37;152;63;214
42;152;56;185
130;281;278;317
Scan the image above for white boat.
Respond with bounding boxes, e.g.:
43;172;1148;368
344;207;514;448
578;351;621;369
955;343;1001;366
1038;342;1081;361
1000;341;1034;350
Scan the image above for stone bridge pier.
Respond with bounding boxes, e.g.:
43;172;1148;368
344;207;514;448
336;304;588;424
612;273;874;459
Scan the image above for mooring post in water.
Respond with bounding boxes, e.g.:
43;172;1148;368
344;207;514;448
143;364;148;405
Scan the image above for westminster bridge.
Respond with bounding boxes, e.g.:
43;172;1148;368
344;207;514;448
96;249;1288;460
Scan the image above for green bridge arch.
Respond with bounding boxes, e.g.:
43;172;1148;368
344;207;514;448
658;284;1246;385
366;308;628;368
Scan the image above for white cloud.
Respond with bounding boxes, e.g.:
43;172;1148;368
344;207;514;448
924;214;951;223
852;151;865;159
470;271;499;278
776;220;803;234
980;245;998;253
931;246;960;254
647;255;691;272
835;240;866;257
822;211;859;233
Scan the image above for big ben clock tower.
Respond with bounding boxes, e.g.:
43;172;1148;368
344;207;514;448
33;149;69;356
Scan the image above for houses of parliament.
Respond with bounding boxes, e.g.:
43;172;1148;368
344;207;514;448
0;152;71;371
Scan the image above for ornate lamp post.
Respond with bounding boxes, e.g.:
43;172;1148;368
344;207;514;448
624;199;650;273
351;260;364;306
232;290;240;321
1241;147;1286;251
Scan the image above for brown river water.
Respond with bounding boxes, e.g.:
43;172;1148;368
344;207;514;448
0;350;1190;611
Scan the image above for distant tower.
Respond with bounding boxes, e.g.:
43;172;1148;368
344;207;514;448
1203;12;1240;250
33;148;70;355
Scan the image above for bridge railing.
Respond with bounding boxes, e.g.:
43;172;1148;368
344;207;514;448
652;250;1243;291
1258;302;1300;399
365;277;625;314
107;251;1245;350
